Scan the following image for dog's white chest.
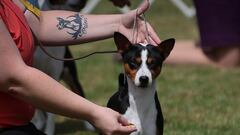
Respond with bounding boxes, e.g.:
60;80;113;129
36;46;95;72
123;88;158;135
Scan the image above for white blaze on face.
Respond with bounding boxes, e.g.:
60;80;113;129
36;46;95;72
134;44;152;86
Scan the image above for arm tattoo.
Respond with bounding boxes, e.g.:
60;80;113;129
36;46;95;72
56;14;88;40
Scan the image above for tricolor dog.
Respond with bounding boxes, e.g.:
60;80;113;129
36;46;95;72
107;33;175;135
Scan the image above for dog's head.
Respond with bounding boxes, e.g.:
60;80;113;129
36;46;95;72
114;32;175;88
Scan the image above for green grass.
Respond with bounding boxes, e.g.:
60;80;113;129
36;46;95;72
54;0;240;135
93;0;198;40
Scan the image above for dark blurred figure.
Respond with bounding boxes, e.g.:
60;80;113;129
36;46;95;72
110;0;131;8
166;0;240;68
47;0;131;11
47;0;87;11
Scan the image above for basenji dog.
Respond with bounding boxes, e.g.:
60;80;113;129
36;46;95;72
107;32;175;135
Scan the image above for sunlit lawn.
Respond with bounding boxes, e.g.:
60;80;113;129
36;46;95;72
54;0;240;135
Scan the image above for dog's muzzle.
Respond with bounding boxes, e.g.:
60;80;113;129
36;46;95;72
139;76;149;88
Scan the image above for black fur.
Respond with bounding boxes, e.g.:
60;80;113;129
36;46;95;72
60;47;85;97
155;93;164;135
107;73;164;135
107;73;130;114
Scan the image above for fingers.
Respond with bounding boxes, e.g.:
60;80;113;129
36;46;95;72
137;1;161;45
133;20;160;45
118;115;131;126
117;115;137;134
119;0;160;46
116;124;137;135
149;37;157;46
137;0;150;15
146;23;161;45
136;35;145;44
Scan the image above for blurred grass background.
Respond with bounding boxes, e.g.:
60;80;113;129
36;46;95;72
54;0;240;135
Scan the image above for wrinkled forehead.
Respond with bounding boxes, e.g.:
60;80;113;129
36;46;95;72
135;43;161;57
130;43;150;52
122;43;162;61
124;43;159;55
138;44;165;61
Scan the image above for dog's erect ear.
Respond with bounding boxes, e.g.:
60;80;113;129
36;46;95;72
114;32;131;53
158;38;175;60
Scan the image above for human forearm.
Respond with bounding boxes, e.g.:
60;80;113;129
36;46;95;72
6;65;99;122
38;11;121;46
4;65;137;134
29;0;160;47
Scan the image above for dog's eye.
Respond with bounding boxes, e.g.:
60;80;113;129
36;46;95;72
147;60;159;69
128;61;139;69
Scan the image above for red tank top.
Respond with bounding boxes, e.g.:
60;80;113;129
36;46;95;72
0;0;35;127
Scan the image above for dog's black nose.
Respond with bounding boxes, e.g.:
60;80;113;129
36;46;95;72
139;76;149;87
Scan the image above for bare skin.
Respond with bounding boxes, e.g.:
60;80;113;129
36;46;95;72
0;0;160;134
165;40;240;68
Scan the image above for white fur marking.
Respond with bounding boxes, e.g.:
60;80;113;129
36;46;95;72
134;50;152;87
123;44;158;135
123;77;157;135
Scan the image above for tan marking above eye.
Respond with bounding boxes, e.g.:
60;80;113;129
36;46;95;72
135;57;142;64
124;63;137;81
147;57;153;64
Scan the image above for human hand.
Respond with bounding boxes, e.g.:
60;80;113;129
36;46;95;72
91;106;136;135
110;0;131;8
117;0;160;45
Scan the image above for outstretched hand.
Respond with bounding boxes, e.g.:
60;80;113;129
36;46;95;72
117;0;161;45
91;106;136;135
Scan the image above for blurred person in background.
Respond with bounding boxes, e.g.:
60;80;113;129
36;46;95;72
166;0;240;68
